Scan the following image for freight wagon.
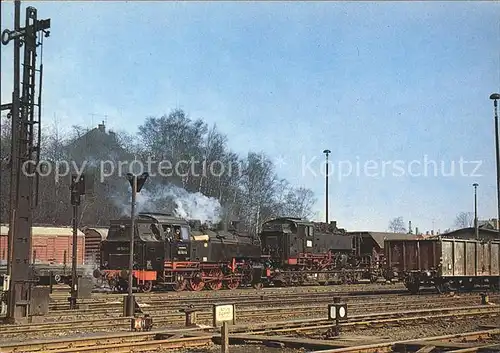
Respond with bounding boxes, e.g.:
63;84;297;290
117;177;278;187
0;225;85;285
81;226;108;267
384;237;500;294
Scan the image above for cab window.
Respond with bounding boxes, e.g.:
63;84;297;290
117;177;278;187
162;224;173;241
180;226;190;241
173;226;182;241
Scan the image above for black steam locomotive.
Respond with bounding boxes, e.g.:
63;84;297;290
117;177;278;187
97;213;264;292
261;217;374;286
95;213;377;292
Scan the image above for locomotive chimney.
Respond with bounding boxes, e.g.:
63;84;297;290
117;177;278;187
98;121;105;133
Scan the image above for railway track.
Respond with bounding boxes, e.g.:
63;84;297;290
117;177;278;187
47;285;409;302
0;294;497;337
1;304;498;353
38;292;500;322
46;284;492;313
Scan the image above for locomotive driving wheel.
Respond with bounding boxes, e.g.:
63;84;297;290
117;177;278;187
225;278;240;290
171;276;187;292
188;274;205;291
140;280;153;293
207;269;223;291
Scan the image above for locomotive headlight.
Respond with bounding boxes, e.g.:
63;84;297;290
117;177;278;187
426;271;431;277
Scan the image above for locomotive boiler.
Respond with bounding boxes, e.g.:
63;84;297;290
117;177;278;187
97;213;264;292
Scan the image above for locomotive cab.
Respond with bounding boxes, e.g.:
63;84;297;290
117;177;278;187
100;221;165;273
163;224;191;261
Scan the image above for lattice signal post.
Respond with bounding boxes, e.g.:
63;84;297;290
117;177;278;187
0;1;51;323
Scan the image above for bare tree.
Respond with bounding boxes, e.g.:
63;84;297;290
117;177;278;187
1;108;317;229
388;216;406;233
454;212;474;229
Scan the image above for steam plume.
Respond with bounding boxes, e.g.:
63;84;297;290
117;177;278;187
114;184;222;224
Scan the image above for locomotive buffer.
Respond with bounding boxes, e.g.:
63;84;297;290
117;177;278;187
1;1;51;323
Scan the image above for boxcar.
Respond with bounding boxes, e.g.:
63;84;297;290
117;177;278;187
0;225;85;265
0;225;86;285
384;237;499;293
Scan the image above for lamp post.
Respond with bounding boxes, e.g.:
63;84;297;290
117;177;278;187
323;149;331;223
473;183;478;239
491;93;500;235
69;175;86;309
124;172;149;317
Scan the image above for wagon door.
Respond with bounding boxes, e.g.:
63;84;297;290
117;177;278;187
491;242;499;276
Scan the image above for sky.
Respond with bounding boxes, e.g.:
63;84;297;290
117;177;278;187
1;1;499;232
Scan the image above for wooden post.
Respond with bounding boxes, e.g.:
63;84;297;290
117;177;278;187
221;321;229;353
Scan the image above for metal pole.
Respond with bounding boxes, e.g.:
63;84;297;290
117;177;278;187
7;0;21;285
473;183;478;240
326;156;328;223
126;176;136;317
323;149;331;223
491;93;500;235
70;203;78;309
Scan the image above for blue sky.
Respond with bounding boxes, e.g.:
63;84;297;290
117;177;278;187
1;1;499;232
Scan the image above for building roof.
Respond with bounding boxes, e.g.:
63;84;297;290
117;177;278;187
63;123;133;164
440;227;499;240
0;225;85;237
478;219;497;230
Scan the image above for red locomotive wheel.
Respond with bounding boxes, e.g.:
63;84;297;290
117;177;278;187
207;270;223;291
226;279;240;290
188;278;205;291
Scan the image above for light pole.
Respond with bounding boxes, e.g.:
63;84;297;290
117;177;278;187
124;172;149;317
491;93;500;235
69;175;86;310
323;149;331;223
473;183;478;239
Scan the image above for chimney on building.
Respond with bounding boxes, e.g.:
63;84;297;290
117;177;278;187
98;121;105;133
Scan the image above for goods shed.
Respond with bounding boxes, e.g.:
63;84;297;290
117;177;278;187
0;225;85;265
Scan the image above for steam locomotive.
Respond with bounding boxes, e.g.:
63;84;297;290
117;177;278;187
94;213;378;292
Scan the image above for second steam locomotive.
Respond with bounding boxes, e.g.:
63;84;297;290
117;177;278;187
94;213;380;292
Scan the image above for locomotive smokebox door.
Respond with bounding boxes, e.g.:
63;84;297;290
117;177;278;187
29;287;50;316
77;277;93;299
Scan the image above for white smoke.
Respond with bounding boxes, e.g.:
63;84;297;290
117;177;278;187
114;184;223;224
